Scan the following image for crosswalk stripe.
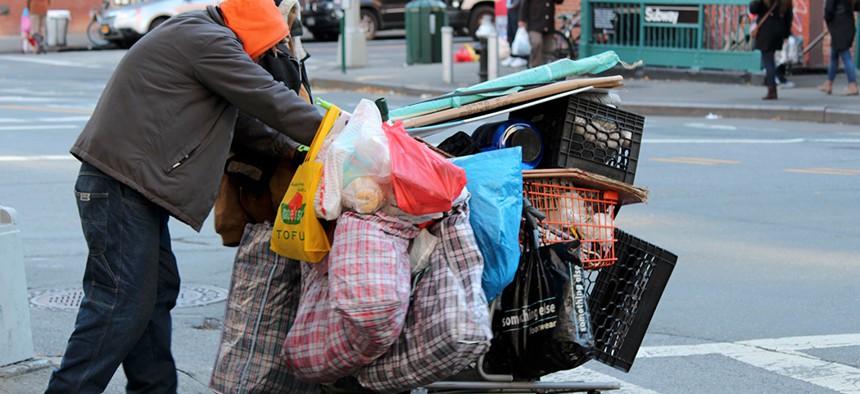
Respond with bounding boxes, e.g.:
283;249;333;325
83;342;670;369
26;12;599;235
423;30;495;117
637;333;860;393
725;345;860;393
544;367;660;394
740;333;860;351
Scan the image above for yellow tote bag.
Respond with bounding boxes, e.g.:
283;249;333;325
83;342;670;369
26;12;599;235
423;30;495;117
270;105;341;262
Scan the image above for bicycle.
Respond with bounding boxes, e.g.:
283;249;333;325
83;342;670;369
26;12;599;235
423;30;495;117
547;12;582;62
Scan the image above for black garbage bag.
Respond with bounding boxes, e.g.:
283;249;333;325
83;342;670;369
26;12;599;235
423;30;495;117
491;239;595;379
437;131;480;157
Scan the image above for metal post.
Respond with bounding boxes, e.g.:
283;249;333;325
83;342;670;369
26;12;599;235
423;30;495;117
488;29;498;80
478;36;488;82
442;26;453;83
0;206;34;366
341;0;367;68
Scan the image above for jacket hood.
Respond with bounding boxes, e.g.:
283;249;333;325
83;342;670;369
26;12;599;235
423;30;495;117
219;0;289;60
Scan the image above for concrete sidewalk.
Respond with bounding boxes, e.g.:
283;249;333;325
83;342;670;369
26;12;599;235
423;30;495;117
3;33;860;125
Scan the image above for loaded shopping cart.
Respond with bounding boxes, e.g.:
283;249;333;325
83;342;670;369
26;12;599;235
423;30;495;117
211;54;678;394
407;64;677;393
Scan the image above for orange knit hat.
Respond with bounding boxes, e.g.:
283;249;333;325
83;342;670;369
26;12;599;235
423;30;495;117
220;0;289;60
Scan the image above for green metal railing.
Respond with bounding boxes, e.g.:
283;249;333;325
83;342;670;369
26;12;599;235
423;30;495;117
580;0;760;71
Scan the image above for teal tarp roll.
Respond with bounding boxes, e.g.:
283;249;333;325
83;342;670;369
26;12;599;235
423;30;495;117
389;51;625;120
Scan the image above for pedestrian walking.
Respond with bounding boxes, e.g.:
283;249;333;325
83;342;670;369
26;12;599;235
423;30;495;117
818;0;860;96
25;0;48;38
518;0;564;68
43;0;323;392
750;0;793;100
502;0;528;68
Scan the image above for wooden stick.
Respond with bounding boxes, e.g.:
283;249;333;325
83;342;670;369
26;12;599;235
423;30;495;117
401;76;624;129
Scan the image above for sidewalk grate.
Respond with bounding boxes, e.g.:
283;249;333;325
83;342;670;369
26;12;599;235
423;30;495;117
28;284;228;311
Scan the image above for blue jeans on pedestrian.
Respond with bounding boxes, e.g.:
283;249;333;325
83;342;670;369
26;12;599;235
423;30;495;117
827;48;857;83
761;50;777;86
45;162;180;394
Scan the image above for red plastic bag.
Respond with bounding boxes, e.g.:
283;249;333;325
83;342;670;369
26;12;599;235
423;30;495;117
383;121;467;216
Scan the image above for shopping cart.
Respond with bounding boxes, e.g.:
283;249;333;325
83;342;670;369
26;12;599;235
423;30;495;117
416;172;676;393
413;198;619;394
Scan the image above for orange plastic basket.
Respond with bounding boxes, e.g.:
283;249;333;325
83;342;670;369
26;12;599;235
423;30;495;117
522;175;619;270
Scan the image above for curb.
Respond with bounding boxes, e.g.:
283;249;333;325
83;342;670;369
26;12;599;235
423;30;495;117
620;102;860;125
0;358;55;379
310;78;860;126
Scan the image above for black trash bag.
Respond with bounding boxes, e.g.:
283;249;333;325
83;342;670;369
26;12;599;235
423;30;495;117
437;131;480;157
491;239;594;379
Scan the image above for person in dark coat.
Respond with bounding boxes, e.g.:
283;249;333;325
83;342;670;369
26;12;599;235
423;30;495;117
44;0;323;391
819;0;859;96
750;0;793;100
519;0;564;68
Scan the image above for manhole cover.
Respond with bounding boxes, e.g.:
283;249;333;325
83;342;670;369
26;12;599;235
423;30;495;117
29;284;228;311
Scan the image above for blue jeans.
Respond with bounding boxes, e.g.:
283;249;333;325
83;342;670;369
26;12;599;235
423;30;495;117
828;48;857;83
761;50;777;86
46;162;180;394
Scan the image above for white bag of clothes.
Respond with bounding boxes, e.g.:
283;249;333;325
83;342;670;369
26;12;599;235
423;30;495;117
315;99;387;220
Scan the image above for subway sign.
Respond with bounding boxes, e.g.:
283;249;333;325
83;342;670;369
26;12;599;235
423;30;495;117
644;5;698;25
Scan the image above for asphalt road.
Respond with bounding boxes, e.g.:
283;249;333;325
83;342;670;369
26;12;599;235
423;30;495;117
1;48;859;393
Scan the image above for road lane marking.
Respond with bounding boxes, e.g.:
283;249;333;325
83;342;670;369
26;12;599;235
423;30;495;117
0;155;74;161
650;157;740;165
645;138;860;144
0;56;105;69
0;125;79;131
0;104;93;115
645;138;806;144
785;168;860;175
684;122;738;130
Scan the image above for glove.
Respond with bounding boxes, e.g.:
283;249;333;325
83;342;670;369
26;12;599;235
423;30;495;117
290;144;310;168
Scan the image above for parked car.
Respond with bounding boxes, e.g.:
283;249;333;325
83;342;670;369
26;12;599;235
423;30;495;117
446;0;495;39
98;0;219;48
303;0;494;41
304;0;407;41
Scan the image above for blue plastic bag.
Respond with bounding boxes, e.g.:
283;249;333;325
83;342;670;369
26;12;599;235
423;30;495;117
452;147;523;302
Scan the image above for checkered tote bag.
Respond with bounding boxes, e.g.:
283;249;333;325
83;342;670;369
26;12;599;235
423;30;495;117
356;201;493;393
210;223;319;394
282;211;418;384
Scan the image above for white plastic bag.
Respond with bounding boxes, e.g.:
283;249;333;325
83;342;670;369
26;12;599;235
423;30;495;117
511;27;531;57
315;99;390;220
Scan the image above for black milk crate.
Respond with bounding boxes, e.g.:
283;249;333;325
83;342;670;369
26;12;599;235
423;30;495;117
510;95;645;185
585;229;677;372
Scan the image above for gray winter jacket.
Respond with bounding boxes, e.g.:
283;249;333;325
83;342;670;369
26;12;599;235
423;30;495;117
70;6;323;231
